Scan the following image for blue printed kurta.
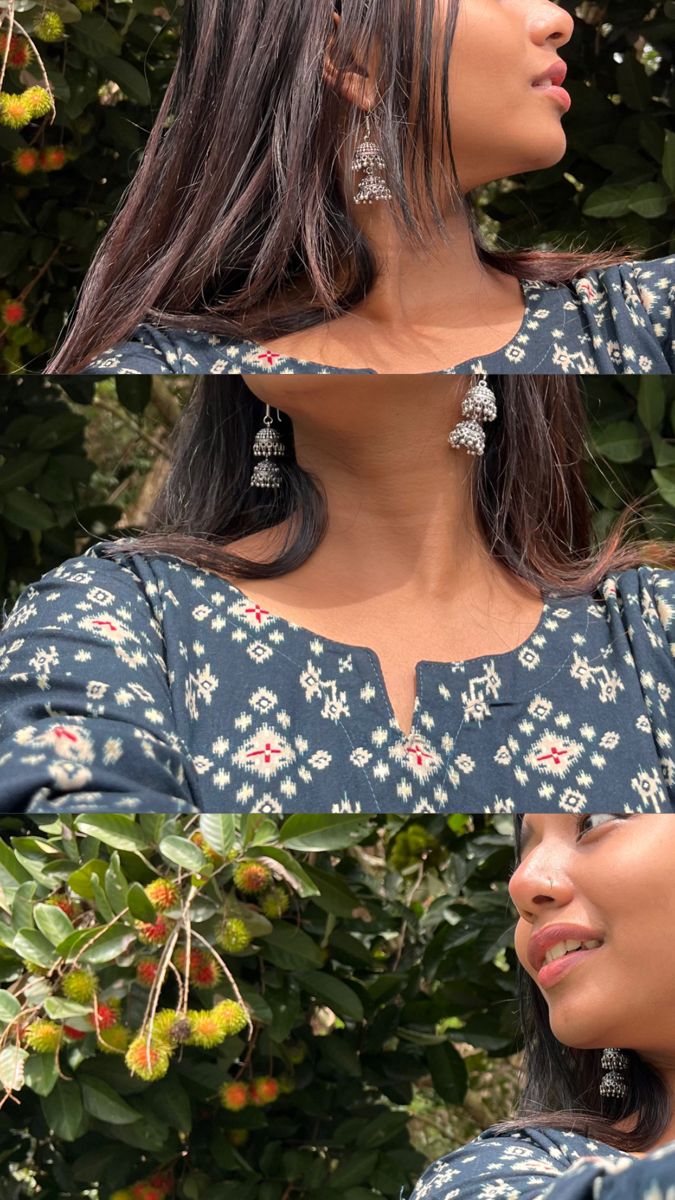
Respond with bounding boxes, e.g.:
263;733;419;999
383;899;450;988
0;541;674;812
406;1124;675;1200
80;259;675;375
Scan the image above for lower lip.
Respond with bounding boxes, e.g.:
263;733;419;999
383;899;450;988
537;944;602;988
532;84;571;113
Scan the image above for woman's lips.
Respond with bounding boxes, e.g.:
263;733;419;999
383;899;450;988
532;81;571;113
537;944;603;989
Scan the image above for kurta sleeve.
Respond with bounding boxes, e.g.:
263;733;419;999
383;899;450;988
631;257;675;372
0;550;199;812
407;1130;675;1200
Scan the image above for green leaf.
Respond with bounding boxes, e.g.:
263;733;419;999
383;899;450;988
1;488;54;531
0;452;49;495
355;1110;409;1149
159;835;206;871
41;1079;86;1141
582;185;632;219
329;1151;378;1190
0;991;21;1023
0;842;31;893
249;848;320;898
0;1045;28;1092
592;420;643;463
637;377;666;432
98;55;151;105
261;923;323;970
652;467;675;508
627;182;670;219
142;1077;192;1133
80;1076;141;1125
278;815;371;852
33;902;74;946
126;881;158;922
303;865;361;917
43;997;91;1019
651;434;675;468
68;860;108;901
11;881;37;932
74;815;149;852
198;814;236;857
24;1052;59;1097
13;928;59;969
298;970;364;1021
104;852;128;914
425;1041;469;1104
69;13;122;57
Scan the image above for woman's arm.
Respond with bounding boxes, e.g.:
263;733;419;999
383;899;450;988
0;552;199;812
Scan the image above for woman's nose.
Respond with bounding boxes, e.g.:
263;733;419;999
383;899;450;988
528;0;574;48
508;854;574;920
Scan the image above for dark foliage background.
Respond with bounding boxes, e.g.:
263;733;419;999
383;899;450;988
0;0;673;372
0;375;674;607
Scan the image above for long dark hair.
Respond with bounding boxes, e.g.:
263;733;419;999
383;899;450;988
48;0;624;374
488;815;672;1154
92;375;675;592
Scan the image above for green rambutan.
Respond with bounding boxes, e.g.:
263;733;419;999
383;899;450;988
62;967;98;1004
260;885;290;920
25;1019;62;1053
218;917;251;953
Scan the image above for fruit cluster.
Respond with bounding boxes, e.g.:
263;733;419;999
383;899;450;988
219;1074;282;1111
125;1000;248;1081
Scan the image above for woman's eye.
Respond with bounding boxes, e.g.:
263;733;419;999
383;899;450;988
576;814;626;839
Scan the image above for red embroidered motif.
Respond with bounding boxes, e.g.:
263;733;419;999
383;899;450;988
92;620;118;632
405;743;433;766
246;742;283;764
257;351;281;366
245;604;270;625
536;745;570;765
54;726;78;743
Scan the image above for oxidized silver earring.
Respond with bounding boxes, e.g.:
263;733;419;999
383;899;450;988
352;110;392;205
599;1047;629;1099
250;404;285;489
448;374;498;457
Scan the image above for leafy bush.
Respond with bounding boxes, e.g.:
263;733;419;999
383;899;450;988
0;813;519;1200
1;376;674;607
0;1;672;371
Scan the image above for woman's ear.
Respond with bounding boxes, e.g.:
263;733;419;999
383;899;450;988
322;10;379;111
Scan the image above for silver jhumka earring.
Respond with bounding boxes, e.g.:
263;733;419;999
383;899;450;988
599;1048;629;1099
250;404;286;489
447;374;498;457
352;110;392;205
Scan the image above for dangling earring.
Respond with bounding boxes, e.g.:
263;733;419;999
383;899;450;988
250;404;286;489
599;1047;630;1099
352;110;392;205
448;374;498;457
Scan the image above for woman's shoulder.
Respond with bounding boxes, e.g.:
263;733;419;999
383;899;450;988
0;540;160;634
406;1124;631;1199
79;324;262;375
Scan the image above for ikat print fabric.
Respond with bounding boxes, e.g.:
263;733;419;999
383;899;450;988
0;541;674;813
80;258;675;375
405;1124;675;1200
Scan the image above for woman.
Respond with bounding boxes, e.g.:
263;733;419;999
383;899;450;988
47;0;674;376
407;813;675;1198
0;374;674;812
